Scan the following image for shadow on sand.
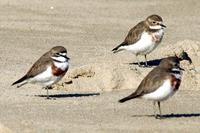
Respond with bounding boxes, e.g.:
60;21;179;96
160;113;200;119
129;58;162;67
35;93;100;98
132;113;200;119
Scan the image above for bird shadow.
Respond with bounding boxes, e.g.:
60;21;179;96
129;58;162;67
35;93;100;99
160;113;200;119
132;113;200;119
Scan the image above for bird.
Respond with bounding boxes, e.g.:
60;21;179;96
112;14;166;67
12;46;70;99
118;53;192;118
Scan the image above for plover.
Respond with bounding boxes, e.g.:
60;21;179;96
119;54;192;118
12;46;70;99
112;14;166;67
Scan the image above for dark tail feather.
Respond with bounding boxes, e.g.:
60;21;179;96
118;93;138;103
12;75;27;86
112;46;120;53
112;42;126;53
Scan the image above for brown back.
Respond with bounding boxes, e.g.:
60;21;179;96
25;51;52;78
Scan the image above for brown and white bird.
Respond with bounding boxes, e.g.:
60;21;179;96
119;53;192;118
112;14;166;67
12;46;70;99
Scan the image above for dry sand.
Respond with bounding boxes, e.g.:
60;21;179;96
1;0;200;132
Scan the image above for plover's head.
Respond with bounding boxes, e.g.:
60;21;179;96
146;14;166;30
159;57;184;71
50;46;70;62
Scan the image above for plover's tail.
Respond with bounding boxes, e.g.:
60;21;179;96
112;42;126;53
112;46;121;53
119;93;139;103
12;75;28;88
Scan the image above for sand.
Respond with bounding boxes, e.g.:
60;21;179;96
0;0;200;132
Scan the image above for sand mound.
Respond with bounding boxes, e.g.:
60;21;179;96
55;63;145;92
55;40;200;92
162;40;200;90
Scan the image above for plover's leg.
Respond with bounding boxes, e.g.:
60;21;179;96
135;55;141;66
144;55;148;67
157;101;162;117
45;86;56;100
46;86;50;99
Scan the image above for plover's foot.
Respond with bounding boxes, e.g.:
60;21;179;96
155;114;163;119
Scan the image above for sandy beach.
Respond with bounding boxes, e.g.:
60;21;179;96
0;0;200;132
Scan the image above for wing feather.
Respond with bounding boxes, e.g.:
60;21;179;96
112;21;146;52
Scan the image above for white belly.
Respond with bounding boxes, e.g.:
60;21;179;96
122;30;164;55
28;66;63;87
142;79;175;101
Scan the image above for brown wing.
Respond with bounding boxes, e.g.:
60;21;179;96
119;67;168;103
134;67;168;97
112;21;146;52
12;51;52;86
123;21;146;45
25;51;52;78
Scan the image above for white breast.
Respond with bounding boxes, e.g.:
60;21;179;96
54;61;69;71
152;29;164;42
155;28;164;37
142;79;175;101
122;30;164;55
51;55;69;71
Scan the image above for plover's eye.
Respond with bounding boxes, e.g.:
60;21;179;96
152;21;156;24
55;53;60;56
